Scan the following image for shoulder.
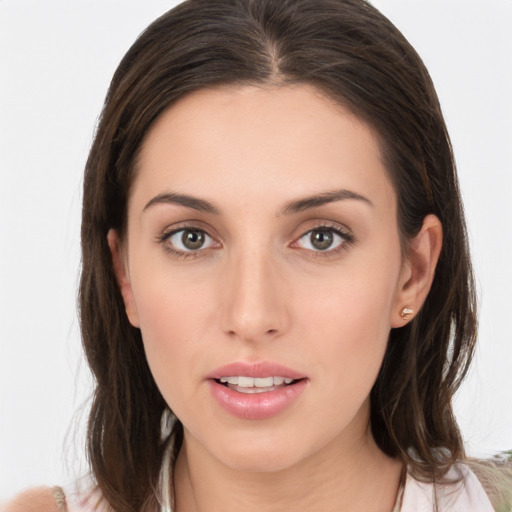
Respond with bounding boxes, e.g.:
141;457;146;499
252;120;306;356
3;480;110;512
467;457;512;512
2;487;60;512
402;463;496;512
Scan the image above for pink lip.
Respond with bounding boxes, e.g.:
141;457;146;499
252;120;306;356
206;361;308;420
206;361;307;380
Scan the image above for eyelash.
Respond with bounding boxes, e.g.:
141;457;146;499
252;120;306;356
292;223;355;257
156;223;355;260
157;226;219;259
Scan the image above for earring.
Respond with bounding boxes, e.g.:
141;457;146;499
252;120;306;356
400;307;414;319
160;408;176;440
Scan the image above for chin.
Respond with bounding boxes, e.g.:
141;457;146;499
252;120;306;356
194;426;310;473
218;444;304;473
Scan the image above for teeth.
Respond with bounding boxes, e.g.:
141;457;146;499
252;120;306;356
238;376;254;387
218;376;296;387
255;377;274;387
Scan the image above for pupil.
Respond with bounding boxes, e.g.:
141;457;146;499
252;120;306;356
311;230;333;250
182;230;204;250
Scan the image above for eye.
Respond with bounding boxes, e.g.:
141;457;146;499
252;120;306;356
294;228;349;252
163;228;217;253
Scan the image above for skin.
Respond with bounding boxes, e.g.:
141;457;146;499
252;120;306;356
104;84;442;512
2;487;59;512
5;84;442;512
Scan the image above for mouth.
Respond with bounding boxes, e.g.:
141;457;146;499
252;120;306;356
207;362;308;420
214;375;303;394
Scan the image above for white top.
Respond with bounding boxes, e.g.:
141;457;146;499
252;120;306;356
401;463;495;511
64;462;495;512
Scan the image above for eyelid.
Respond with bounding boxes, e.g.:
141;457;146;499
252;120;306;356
166;228;216;251
155;220;354;259
157;223;222;258
290;222;355;253
158;219;219;242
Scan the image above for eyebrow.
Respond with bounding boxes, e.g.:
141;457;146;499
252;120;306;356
143;192;220;214
280;189;373;215
143;188;373;216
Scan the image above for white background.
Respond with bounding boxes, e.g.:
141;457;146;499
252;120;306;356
1;0;511;502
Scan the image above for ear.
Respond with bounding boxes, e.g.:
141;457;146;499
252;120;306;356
107;229;140;328
391;214;443;327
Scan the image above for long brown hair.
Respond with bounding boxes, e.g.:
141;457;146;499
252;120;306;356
79;0;477;510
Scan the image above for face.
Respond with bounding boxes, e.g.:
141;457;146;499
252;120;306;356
114;84;412;472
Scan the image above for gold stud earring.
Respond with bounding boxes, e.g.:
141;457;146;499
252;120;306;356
400;307;414;319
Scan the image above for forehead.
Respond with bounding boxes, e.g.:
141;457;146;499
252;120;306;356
131;84;395;213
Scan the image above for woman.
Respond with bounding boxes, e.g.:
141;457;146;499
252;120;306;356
5;0;511;511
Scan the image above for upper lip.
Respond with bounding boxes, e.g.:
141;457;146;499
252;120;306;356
206;361;307;380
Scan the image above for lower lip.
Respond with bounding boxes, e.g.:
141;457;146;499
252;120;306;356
208;379;307;420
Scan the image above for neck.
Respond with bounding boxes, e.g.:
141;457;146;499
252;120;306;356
173;423;402;512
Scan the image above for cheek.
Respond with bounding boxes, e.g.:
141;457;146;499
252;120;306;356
130;271;217;398
296;257;401;394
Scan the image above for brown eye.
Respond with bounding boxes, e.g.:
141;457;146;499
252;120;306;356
164;228;216;253
294;227;349;253
310;230;334;251
182;229;205;250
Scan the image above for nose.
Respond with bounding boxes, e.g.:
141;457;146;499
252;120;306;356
219;246;290;343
